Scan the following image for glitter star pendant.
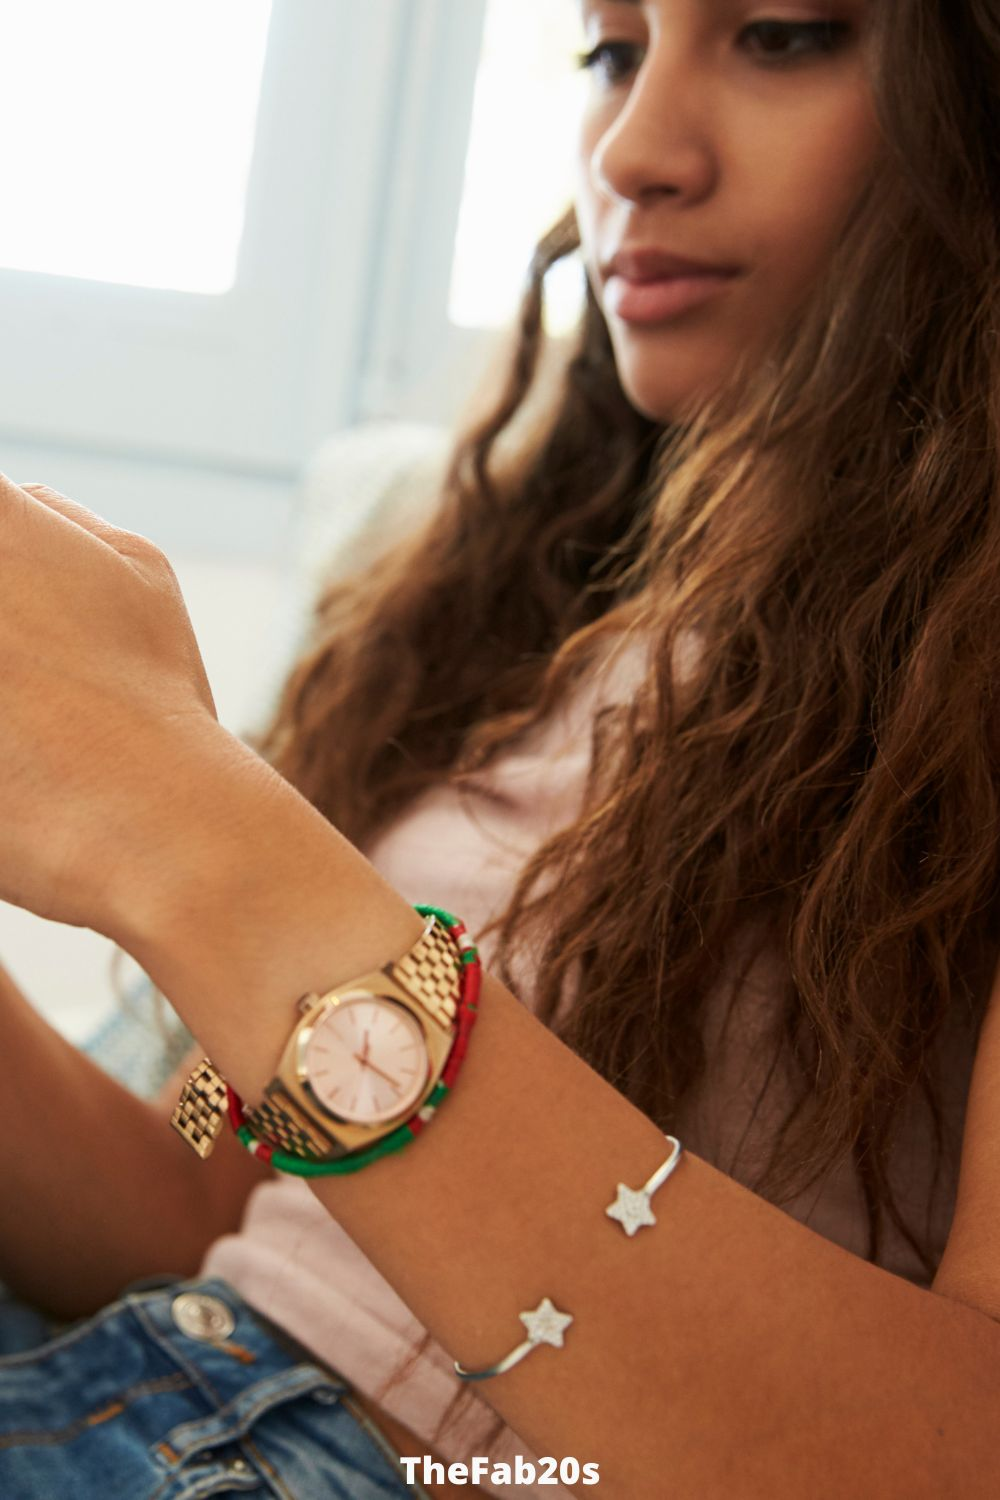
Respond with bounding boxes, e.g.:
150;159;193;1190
605;1135;684;1237
520;1297;574;1348
605;1182;658;1237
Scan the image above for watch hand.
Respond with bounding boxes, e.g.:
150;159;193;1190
352;1054;402;1092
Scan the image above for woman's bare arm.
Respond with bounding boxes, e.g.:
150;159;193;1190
0;963;270;1323
111;725;1000;1500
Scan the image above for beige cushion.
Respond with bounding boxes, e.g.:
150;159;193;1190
297;419;452;590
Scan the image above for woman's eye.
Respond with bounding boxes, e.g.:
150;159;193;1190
574;21;852;84
739;19;853;64
573;40;643;87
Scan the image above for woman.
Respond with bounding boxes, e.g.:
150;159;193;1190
2;0;1000;1495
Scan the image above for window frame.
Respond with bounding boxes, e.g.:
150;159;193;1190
0;1;426;473
353;0;495;427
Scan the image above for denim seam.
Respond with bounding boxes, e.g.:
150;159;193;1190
161;1368;337;1464
0;1372;193;1452
0;1289;133;1367
129;1294;233;1436
227;1432;298;1500
131;1294;343;1481
339;1393;435;1500
147;1457;265;1500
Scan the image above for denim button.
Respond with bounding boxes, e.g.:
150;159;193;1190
170;1292;236;1342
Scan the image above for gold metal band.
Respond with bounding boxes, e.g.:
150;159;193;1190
390;913;461;1029
169;1058;228;1159
244;1085;340;1161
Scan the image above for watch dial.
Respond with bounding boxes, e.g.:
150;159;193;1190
303;996;429;1125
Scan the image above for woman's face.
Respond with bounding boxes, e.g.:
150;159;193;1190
573;0;882;423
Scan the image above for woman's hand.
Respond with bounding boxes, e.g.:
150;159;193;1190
0;474;220;934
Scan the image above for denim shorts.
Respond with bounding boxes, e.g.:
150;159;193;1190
0;1272;432;1499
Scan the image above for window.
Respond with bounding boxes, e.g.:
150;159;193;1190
0;0;272;294
448;0;588;337
0;2;581;535
357;0;589;426
0;1;409;477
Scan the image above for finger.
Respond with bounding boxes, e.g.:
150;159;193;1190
0;473;139;570
17;481;170;585
17;481;132;550
13;478;219;723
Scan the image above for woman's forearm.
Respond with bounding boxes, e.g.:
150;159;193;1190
116;727;1000;1498
0;962;254;1321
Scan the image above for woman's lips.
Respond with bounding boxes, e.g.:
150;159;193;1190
604;270;739;325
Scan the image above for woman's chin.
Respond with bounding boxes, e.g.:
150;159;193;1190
613;347;729;428
620;377;715;427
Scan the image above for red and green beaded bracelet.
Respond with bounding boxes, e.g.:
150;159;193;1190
224;904;481;1176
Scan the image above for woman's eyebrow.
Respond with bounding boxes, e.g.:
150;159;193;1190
578;0;644;20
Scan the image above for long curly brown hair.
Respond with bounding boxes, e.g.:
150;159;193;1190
245;0;1000;1448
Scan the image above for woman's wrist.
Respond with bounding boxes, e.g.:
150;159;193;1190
109;722;426;1109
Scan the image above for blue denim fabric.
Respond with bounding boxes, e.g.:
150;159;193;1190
0;1273;431;1500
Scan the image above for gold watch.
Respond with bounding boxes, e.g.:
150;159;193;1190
171;914;461;1161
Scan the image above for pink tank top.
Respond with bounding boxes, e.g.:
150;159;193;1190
199;630;974;1495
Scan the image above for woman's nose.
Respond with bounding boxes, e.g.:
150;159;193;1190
587;51;718;209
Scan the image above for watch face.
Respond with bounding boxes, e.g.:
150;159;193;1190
301;995;430;1125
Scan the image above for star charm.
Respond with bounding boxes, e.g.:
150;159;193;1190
520;1297;573;1348
605;1182;657;1237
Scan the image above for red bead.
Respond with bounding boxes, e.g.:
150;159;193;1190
226;1085;246;1130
